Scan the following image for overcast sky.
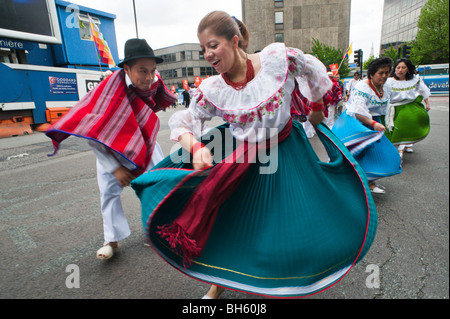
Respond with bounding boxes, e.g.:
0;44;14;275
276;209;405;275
68;0;385;61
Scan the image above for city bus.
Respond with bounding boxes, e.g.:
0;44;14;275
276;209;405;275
417;63;449;96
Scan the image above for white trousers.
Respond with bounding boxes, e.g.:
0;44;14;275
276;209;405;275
397;143;414;151
303;120;315;138
92;142;164;245
323;105;336;129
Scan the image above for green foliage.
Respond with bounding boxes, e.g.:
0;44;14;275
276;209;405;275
363;46;398;70
382;45;400;63
412;0;449;64
363;55;377;70
309;38;351;78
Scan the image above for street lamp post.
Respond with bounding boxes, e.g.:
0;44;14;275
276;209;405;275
133;0;139;38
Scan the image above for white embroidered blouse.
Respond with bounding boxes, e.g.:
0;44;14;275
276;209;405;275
386;74;431;106
168;43;332;143
345;80;392;120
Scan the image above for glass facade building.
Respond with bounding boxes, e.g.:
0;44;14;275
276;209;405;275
380;0;428;52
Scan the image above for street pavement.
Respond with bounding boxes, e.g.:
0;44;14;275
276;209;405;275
0;97;448;300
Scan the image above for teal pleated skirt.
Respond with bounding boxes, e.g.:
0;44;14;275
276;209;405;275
131;121;378;297
332;113;402;181
382;96;430;145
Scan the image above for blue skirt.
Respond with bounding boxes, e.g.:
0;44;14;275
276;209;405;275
332;113;402;181
131;121;378;297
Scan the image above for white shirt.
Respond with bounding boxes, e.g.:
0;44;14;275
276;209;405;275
168;43;332;144
346;78;361;94
345;80;392;119
386;75;430;106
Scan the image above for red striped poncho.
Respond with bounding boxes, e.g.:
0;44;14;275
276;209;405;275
46;70;176;176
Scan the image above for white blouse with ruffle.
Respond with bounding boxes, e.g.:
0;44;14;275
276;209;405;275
168;43;332;143
386;74;431;106
345;81;392;120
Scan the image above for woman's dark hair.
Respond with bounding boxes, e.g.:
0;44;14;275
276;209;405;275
367;56;393;80
198;11;250;52
392;58;417;80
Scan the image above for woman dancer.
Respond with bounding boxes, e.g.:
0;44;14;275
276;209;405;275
332;57;402;194
384;58;431;162
132;11;378;298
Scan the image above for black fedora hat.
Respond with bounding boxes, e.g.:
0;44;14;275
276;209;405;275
118;38;163;67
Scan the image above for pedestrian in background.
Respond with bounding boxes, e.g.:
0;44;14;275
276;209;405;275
182;89;191;108
334;72;347;117
346;71;361;99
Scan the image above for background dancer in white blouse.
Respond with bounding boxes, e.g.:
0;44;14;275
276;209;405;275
385;58;431;162
333;57;402;194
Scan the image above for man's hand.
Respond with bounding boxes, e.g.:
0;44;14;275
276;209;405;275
113;166;135;187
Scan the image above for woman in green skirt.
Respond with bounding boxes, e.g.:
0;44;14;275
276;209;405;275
385;58;431;162
131;11;378;298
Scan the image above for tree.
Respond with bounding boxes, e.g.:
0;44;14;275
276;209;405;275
363;55;377;70
309;38;351;78
382;45;400;63
363;46;398;70
411;0;449;64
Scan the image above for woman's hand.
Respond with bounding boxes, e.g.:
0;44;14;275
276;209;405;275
424;99;431;111
355;114;385;132
192;147;213;170
372;122;385;132
178;133;213;170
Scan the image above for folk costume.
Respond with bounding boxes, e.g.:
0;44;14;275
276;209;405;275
291;76;342;138
131;43;378;298
346;76;361;97
332;80;402;182
384;75;431;153
46;60;176;247
323;75;343;129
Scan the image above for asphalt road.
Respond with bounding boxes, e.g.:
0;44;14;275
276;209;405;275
0;97;448;300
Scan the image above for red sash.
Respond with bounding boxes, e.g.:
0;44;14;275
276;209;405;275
46;70;175;175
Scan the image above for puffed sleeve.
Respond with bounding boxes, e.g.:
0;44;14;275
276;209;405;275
417;76;431;100
168;90;216;141
346;89;373;119
287;47;333;102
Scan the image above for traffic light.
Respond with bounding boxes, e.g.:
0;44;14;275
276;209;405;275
402;45;412;59
354;49;362;67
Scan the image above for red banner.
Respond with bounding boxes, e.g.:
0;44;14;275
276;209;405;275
329;63;339;76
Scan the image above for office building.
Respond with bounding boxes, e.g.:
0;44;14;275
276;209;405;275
242;0;351;53
380;0;428;52
154;43;218;89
